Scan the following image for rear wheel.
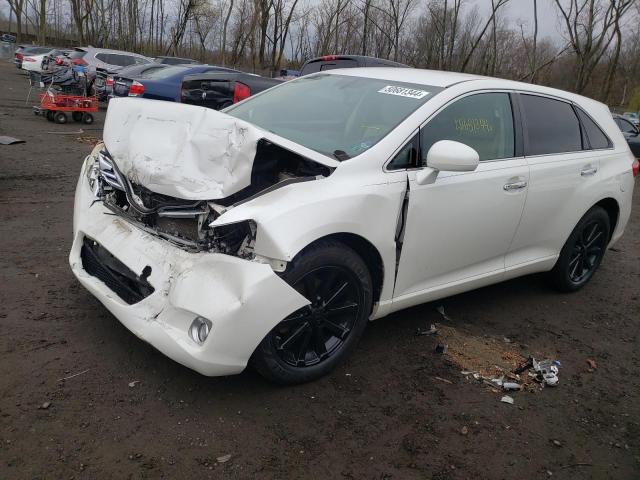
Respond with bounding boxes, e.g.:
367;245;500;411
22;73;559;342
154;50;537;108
54;112;67;124
83;113;94;125
252;240;372;384
549;206;610;292
72;111;83;122
46;110;54;122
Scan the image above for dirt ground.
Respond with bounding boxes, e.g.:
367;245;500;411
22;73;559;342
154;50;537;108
1;59;639;480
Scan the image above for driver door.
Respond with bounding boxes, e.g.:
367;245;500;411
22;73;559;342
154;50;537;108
392;92;529;305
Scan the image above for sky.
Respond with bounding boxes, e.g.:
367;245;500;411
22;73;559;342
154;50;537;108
474;0;564;42
0;0;566;43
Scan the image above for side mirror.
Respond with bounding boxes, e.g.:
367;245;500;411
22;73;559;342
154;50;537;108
426;140;480;172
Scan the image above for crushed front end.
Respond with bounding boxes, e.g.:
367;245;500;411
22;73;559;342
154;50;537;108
70;144;309;376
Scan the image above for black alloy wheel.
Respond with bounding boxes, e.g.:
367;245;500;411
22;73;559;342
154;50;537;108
272;265;361;367
567;220;607;284
252;240;372;384
550;206;610;292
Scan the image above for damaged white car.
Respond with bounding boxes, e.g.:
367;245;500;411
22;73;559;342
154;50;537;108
70;69;637;384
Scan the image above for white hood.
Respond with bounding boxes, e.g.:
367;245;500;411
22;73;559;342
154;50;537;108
102;98;338;201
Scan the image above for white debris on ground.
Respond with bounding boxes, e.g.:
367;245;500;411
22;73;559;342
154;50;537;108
428;321;562;398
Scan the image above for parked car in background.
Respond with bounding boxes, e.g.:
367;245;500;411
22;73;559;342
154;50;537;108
67;47;153;94
21;48;69;73
1;33;17;43
110;64;237;102
14;46;48;69
153;56;200;65
623;112;639;127
102;63;169;99
181;71;281;110
68;47;152;72
614;114;640;158
300;54;408;76
72;68;636;384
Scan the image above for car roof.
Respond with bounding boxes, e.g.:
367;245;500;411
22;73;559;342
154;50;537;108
77;46;149;58
321;67;483;87
323;67;608;107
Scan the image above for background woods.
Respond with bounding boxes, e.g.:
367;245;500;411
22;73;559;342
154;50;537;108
2;0;640;107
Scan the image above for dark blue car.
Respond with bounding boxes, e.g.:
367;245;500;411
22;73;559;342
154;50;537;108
111;64;237;102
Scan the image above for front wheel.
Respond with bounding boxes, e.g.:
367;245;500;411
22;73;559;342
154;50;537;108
549;206;610;292
252;240;373;384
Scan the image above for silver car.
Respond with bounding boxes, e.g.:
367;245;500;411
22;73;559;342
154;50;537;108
68;47;153;94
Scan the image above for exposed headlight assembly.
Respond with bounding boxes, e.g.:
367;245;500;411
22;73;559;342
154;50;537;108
208;219;257;259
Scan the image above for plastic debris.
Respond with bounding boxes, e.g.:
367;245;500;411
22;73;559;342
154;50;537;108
417;324;438;335
128;380;140;388
586;358;597;370
502;382;522;391
500;395;514;404
460;426;469;435
513;357;561;387
216;454;232;463
0;136;25;145
533;359;561;387
39;402;51;409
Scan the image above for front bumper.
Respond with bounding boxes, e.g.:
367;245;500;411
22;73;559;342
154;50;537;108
69;156;308;376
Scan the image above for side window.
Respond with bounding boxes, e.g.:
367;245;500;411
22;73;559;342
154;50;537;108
388;134;419;170
520;94;582;155
95;53;109;63
615;118;636;134
575;108;611;149
420;93;515;162
109;55;136;67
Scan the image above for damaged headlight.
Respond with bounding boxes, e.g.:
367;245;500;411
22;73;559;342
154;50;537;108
84;154;100;196
208;219;257;259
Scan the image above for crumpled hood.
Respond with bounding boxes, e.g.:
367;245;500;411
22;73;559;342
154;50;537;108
103;98;261;200
102;98;338;201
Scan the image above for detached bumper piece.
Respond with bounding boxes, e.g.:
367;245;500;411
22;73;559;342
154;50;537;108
80;237;154;305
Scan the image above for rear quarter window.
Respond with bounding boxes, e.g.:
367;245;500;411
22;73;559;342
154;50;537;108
521;94;582;156
575;108;611;150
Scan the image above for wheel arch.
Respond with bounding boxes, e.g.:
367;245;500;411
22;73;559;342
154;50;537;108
292;232;385;307
593;197;619;240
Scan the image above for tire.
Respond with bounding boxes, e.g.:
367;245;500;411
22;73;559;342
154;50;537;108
83;113;94;125
549;206;610;292
46;110;54;122
54;112;67;124
72;111;83;122
252;240;373;384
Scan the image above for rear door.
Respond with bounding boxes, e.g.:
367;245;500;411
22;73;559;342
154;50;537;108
393;91;529;302
506;93;612;269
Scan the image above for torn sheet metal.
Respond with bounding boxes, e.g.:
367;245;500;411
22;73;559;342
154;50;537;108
70;167;310;375
103;98;338;201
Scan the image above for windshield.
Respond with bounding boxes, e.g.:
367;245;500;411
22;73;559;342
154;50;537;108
226;74;440;159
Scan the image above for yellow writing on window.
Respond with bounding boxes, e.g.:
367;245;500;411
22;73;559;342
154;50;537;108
454;118;494;134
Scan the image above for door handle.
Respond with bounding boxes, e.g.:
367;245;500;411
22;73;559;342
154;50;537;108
581;167;598;177
503;181;527;191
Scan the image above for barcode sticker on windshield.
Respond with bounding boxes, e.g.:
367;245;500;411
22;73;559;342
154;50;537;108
378;86;429;99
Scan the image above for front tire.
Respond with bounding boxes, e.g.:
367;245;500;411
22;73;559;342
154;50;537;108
252;240;373;384
549;206;610;292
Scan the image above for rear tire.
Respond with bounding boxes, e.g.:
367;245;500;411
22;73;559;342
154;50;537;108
549;206;610;292
83;113;94;125
252;240;372;384
72;111;83;122
54;112;67;124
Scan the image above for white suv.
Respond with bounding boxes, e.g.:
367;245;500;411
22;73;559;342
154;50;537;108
71;68;637;384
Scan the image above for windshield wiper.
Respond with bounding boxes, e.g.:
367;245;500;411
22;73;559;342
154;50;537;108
333;150;350;161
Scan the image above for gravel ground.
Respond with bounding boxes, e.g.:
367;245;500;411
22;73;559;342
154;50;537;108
1;59;639;479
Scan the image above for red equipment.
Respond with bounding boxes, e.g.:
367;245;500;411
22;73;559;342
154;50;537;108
34;91;98;124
